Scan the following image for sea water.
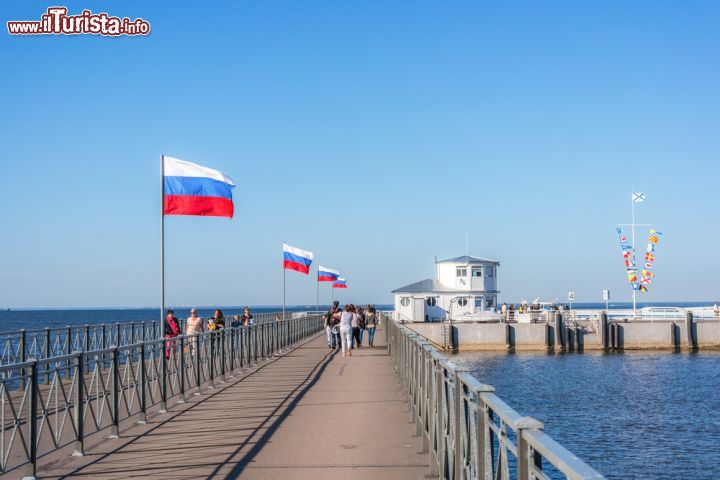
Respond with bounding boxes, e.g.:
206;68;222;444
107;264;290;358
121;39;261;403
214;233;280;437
454;350;720;480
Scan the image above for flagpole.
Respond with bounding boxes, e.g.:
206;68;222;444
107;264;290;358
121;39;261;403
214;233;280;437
316;273;319;314
160;155;165;337
631;190;636;318
282;241;286;321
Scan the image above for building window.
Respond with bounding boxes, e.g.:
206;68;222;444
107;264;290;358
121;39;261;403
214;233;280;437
457;297;468;307
426;297;437;307
456;268;467;277
486;266;494;277
475;297;483;309
472;267;483;277
486;297;495;308
400;297;410;307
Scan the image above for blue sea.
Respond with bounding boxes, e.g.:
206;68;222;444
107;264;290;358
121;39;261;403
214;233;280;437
0;305;394;334
456;350;720;480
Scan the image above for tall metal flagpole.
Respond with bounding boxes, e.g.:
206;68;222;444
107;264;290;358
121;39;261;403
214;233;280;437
316;272;319;314
631;190;636;318
282;241;286;321
160;155;165;335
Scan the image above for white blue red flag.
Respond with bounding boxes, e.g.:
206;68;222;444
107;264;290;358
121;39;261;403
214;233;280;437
318;266;340;282
332;278;347;289
283;243;313;275
163;156;235;218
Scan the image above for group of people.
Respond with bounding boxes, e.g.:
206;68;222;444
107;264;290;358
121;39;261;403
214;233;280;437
499;302;570;322
163;307;256;358
324;301;379;356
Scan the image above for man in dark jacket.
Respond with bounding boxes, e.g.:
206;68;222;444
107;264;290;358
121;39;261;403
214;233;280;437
325;301;342;349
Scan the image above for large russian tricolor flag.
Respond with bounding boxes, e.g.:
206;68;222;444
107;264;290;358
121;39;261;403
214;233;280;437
163;156;235;218
283;243;314;275
318;266;340;282
332;278;347;289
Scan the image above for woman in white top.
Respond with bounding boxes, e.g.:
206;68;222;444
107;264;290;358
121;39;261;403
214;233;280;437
339;304;354;357
185;308;203;355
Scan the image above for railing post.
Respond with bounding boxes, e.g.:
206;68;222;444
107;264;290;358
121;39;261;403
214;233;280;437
19;329;26;391
101;323;107;367
160;338;168;413
229;328;236;373
209;331;215;388
178;334;186;403
66;325;73;378
475;384;496;480
84;324;90;351
220;329;226;382
195;334;202;395
26;359;39;479
139;342;147;424
43;327;51;384
130;321;135;345
110;347;120;438
115;322;121;347
516;416;544;480
453;366;468;480
73;351;84;456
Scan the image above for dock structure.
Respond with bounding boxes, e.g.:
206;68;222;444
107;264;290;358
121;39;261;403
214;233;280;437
1;315;604;479
2;320;429;480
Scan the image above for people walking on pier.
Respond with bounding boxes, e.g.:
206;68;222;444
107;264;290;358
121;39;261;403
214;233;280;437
164;309;181;359
501;303;508;321
185;308;203;355
351;305;362;349
211;309;225;330
339;304;354;356
714;302;719;320
365;305;377;347
326;301;342;349
242;306;254;326
208;309;225;355
356;305;366;346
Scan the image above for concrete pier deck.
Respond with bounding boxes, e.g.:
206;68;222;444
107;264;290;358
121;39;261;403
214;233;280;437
31;330;429;479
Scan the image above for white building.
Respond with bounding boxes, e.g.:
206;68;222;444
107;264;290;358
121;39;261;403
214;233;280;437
392;255;500;322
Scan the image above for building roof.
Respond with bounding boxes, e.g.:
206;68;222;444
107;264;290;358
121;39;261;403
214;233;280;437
391;279;500;295
438;255;500;265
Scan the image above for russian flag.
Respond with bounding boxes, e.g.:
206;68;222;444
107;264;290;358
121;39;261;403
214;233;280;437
318;266;340;282
163;156;235;218
283;243;313;275
332;278;347;289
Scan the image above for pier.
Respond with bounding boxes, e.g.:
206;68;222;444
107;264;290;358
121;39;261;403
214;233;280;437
0;315;604;479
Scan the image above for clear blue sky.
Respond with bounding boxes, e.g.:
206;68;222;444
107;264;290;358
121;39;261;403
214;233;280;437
1;1;719;308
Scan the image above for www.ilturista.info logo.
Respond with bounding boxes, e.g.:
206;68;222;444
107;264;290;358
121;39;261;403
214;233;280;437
7;7;150;36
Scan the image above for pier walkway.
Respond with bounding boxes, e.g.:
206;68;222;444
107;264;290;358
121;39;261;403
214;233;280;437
30;330;429;479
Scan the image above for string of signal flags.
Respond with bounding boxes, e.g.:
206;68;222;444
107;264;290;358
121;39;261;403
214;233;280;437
160;155;348;322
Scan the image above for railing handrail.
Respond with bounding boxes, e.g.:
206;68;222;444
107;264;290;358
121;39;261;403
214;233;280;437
0;313;325;477
384;312;605;479
0;311;311;368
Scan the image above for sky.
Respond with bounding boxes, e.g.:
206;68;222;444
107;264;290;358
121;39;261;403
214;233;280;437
1;1;719;308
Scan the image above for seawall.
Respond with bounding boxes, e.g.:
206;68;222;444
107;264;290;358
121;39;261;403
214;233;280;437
405;314;720;352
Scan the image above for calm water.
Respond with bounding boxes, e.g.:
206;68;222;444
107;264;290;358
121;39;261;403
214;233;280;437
0;305;393;333
455;351;720;480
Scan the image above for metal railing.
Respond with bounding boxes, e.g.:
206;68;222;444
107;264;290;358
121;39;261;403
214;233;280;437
0;311;296;369
0;314;323;478
385;314;605;480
